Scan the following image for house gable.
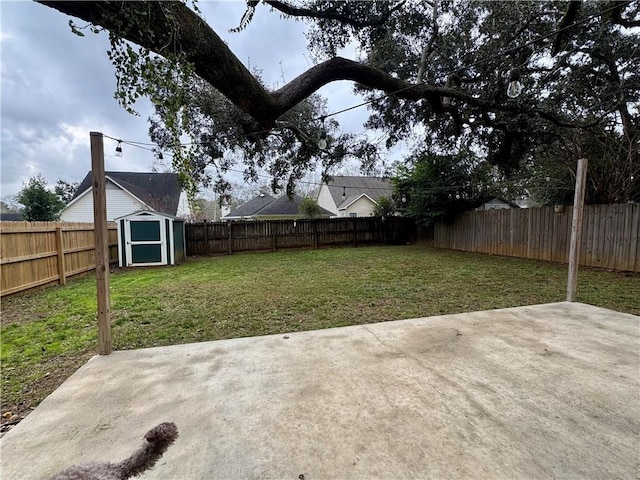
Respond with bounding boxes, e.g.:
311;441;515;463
317;176;392;217
475;197;521;211
62;171;187;222
68;171;182;216
61;178;150;222
337;194;378;217
316;184;338;215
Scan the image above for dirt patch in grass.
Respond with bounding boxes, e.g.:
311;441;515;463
1;351;93;433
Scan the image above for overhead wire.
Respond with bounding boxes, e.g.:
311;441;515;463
109;136;470;193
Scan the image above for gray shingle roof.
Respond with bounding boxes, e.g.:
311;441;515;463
72;172;182;216
324;176;393;209
0;213;23;221
253;194;332;217
225;194;276;217
226;194;334;218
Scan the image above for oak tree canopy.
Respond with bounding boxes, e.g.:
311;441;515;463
36;1;639;202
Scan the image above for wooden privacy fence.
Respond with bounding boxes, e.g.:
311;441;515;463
1;222;118;297
186;217;415;255
432;204;640;272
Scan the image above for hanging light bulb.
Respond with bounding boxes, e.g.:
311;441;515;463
115;141;123;157
318;116;328;150
342;186;346;199
507;69;523;98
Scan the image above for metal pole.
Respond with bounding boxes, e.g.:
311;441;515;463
567;158;588;302
90;132;112;354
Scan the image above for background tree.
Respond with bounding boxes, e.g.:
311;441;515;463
298;197;322;218
526;126;640;205
54;180;80;204
372;196;397;218
16;175;66;221
393;151;500;226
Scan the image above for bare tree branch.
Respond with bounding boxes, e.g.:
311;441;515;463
416;0;438;83
264;0;406;28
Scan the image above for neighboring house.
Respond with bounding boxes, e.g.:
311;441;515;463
474;198;521;211
60;172;190;222
316;176;393;217
224;193;333;220
224;193;276;220
0;213;23;221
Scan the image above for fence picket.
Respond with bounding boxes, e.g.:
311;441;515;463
1;222;118;296
432;204;638;272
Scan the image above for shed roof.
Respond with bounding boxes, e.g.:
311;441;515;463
114;210;181;221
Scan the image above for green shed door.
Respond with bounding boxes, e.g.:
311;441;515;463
125;218;167;266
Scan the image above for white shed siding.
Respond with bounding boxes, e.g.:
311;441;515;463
316;185;338;215
339;196;376;217
61;180;147;222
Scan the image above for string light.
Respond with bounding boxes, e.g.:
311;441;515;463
507;69;523;98
114;141;123;157
317;116;328;150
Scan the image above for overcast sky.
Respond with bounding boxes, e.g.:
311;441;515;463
1;1;378;201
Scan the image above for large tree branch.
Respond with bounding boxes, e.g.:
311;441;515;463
37;0;278;127
263;0;406;28
36;0;585;131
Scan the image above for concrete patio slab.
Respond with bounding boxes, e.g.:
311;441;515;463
1;302;639;479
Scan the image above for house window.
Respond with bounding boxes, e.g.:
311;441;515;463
349;212;358;218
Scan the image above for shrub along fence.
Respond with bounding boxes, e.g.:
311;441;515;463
0;222;118;297
185;217;415;255
431;203;639;272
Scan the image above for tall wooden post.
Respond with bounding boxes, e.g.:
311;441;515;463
91;132;112;354
567;158;588;302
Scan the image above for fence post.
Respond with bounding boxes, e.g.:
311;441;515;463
272;222;278;252
567;158;588;302
313;219;319;249
353;219;358;247
203;221;209;254
227;222;233;255
90;131;112;355
55;226;67;285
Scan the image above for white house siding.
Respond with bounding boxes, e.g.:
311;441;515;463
475;198;513;211
339;196;377;217
61;181;147;222
316;185;338;215
176;191;190;218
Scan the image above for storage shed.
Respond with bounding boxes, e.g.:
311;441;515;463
116;211;185;267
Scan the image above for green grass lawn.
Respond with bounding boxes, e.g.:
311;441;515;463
2;245;639;422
